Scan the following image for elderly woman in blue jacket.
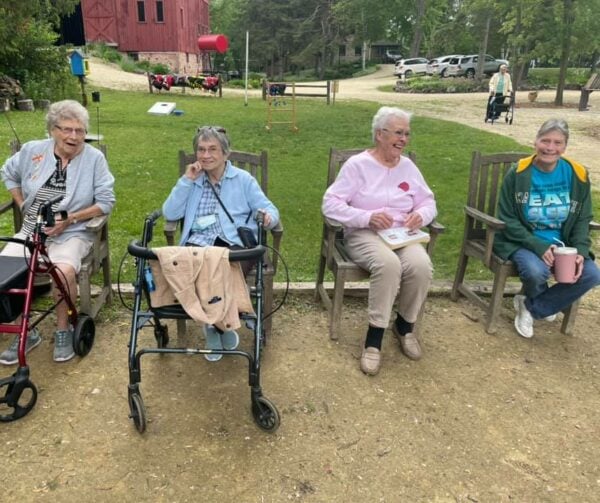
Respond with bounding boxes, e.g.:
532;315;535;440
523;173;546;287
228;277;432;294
162;126;279;360
1;100;115;365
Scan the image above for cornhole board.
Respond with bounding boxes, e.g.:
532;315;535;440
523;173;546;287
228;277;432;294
147;102;176;115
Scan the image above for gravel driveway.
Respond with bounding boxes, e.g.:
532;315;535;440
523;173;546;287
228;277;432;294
87;59;600;175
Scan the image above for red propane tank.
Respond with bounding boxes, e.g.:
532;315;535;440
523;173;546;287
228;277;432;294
197;35;229;53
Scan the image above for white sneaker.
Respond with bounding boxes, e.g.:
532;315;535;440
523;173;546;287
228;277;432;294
542;314;557;322
513;295;534;338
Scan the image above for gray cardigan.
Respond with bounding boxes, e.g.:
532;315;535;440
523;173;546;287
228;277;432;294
1;139;115;243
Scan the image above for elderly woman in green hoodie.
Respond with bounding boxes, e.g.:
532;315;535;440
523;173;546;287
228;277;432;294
494;118;600;339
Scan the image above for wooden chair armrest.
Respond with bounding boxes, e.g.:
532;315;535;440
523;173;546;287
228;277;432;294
465;206;506;230
163;220;178;246
0;200;15;215
266;220;284;272
428;220;445;235
425;220;445;256
85;214;108;233
270;220;284;237
323;216;343;232
464;206;507;268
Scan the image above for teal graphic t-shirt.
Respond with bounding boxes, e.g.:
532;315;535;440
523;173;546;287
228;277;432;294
526;158;572;244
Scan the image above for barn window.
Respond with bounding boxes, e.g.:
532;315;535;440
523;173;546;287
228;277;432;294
137;1;146;22
156;1;164;22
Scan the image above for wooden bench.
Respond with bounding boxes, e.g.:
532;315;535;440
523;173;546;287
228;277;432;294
578;72;600;111
262;80;335;104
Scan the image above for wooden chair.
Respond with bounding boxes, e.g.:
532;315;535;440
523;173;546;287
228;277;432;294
314;147;445;340
0;142;112;319
450;151;600;334
164;149;283;340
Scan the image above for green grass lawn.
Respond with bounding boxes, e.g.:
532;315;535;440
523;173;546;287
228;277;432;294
0;89;580;283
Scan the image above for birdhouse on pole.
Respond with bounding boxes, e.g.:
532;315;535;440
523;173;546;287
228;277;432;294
69;49;90;77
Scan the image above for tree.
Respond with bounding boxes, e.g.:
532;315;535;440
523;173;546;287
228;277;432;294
0;0;79;99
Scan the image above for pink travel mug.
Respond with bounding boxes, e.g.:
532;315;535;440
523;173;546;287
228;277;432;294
553;247;578;283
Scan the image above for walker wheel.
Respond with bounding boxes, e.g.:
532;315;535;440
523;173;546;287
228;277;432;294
0;376;38;422
154;325;169;348
128;392;146;433
251;395;280;432
73;314;95;357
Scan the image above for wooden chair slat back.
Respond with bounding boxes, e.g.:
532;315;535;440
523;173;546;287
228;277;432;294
468;151;529;222
178;149;269;195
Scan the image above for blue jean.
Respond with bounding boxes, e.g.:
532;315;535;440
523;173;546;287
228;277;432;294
510;248;600;319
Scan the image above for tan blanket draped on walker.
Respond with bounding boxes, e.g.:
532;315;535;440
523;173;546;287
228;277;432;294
148;246;254;331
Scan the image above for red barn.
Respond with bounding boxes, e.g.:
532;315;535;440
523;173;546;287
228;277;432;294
80;0;211;73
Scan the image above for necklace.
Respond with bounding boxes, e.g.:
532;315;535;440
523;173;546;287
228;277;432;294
55;155;70;183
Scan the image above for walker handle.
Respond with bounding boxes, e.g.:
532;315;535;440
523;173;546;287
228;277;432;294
127;240;266;262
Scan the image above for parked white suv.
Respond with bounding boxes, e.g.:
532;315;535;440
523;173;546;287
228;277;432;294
427;55;463;77
446;54;508;78
394;57;429;78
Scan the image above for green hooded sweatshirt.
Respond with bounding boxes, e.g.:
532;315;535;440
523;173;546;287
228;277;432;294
493;155;594;260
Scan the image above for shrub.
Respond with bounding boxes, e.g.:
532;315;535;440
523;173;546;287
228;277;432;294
151;63;170;75
527;67;589;87
119;58;139;73
226;78;262;89
395;76;487;93
136;60;153;72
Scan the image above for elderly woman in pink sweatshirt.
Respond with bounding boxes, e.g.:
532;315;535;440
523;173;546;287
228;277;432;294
322;106;437;375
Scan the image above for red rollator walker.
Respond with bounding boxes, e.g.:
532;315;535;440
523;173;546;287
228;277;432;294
0;195;95;422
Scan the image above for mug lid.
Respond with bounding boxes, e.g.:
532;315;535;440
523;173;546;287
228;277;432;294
554;246;577;255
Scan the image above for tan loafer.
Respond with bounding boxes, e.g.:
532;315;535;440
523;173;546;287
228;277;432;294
392;325;422;360
360;347;381;375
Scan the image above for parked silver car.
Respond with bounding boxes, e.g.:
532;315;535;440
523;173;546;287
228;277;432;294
426;54;463;77
394;57;430;78
446;54;509;78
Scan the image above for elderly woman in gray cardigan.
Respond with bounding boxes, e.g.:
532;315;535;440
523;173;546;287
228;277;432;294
0;99;115;364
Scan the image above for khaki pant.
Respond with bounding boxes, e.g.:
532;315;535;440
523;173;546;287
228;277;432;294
1;231;91;274
345;229;433;328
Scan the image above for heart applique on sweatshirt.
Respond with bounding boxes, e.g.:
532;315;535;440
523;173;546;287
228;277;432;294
398;181;410;192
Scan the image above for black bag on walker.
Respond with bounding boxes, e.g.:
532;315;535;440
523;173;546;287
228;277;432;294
0;256;29;323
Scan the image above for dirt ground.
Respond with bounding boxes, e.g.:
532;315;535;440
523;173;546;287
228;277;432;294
2;61;599;502
1;288;600;502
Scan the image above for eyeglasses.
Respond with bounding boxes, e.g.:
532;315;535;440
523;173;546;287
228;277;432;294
54;125;87;136
197;126;227;134
381;128;410;138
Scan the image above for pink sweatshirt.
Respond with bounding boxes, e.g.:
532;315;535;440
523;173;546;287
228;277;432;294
322;150;437;233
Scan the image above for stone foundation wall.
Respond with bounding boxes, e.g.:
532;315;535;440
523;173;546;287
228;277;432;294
138;52;203;74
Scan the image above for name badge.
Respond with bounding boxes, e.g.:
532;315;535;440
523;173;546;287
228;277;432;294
195;214;217;230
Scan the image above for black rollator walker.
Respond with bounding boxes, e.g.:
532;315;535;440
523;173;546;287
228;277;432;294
126;210;280;433
485;92;515;125
0;195;95;422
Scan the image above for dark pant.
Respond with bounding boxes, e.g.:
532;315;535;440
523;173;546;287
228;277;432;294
510;248;600;318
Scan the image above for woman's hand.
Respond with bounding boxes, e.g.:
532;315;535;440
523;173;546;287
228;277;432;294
42;215;70;237
574;254;585;281
404;212;423;231
542;245;557;267
369;212;393;231
257;209;272;227
185;161;203;180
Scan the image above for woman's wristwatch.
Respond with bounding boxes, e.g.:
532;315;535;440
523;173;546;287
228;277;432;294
69;214;78;225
